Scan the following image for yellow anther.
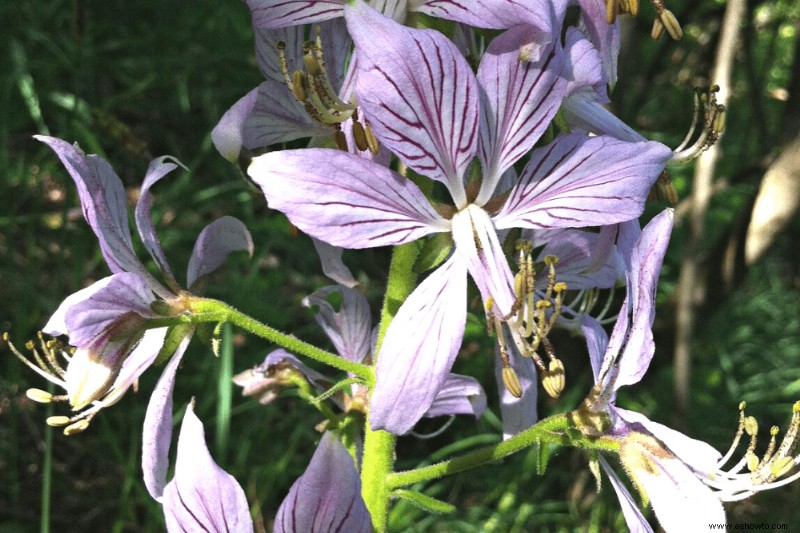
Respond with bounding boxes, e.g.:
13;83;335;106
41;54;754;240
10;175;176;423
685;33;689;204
659;9;683;40
740;400;747;411
536;300;552;309
650;17;664;40
291;70;308;102
485;297;495;312
364;122;379;155
771;426;780;436
64;419;90;436
46;416;71;427
544;255;559;266
553;282;568;293
26;388;53;404
502;366;523;398
542;359;565;398
792;400;800;413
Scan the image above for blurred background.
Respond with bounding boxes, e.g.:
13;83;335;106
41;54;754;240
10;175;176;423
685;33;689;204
1;0;799;530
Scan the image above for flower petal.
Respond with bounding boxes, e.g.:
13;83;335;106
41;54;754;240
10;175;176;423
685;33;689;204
346;1;478;206
274;432;371;533
255;25;305;84
162;403;253;532
311;238;359;288
476;25;567;203
425;373;487;419
247;0;345;29
187;216;254;289
135;156;183;290
451;205;516;314
63;272;158;348
576;0;620;89
35;136;149;280
303;285;372;363
616;408;722;473
615;209;673;389
371;254;468;434
250;148;448;248
412;0;556;32
619;431;725;532
581;315;608;381
493;134;671;231
142;336;191;500
563;27;606;98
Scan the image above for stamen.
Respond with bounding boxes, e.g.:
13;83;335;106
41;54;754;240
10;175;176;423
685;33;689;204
670;86;726;165
650;0;683;40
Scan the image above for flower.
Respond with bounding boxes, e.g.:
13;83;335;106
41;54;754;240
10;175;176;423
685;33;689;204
30;136;252;433
575;209;728;531
248;3;671;434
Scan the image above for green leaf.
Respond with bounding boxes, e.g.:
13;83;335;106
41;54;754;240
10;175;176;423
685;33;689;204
393;489;456;515
413;232;453;274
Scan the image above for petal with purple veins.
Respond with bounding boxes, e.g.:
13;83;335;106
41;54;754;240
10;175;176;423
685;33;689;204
412;0;556;33
34;136;148;280
493;134;672;231
302;285;372;363
63;272;159;348
250;148;448;248
311;238;359;288
247;0;345;29
274;431;371;532
371;254;468;434
346;1;478;205
476;25;567;203
162;403;254;532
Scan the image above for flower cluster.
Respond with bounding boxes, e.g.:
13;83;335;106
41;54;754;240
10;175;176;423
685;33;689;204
13;0;796;532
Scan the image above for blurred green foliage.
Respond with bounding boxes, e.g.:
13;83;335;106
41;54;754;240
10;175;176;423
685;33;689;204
2;0;800;531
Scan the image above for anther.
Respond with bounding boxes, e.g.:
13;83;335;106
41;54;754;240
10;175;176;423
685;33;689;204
46;416;71;427
502;366;523;398
542;359;566;398
26;388;54;403
64;419;90;436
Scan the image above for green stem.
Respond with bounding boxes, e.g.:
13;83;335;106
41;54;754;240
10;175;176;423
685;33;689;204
185;297;372;380
216;322;233;462
362;242;420;532
386;413;620;490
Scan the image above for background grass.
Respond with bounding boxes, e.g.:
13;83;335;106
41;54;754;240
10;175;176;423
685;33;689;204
2;0;800;531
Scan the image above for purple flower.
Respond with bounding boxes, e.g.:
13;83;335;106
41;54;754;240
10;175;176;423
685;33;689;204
275;431;372;532
578;209;727;531
161;402;254;532
33;136;252;428
248;3;671;435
